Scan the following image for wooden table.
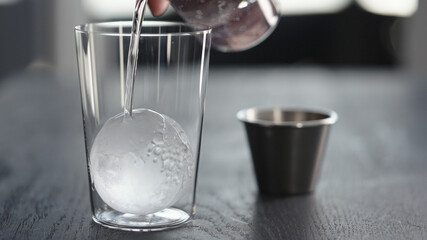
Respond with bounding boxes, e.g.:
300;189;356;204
1;66;426;239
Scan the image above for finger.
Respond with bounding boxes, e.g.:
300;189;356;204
148;0;170;17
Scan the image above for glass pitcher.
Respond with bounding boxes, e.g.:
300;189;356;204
170;0;280;52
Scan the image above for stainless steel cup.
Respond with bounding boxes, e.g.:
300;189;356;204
237;107;338;195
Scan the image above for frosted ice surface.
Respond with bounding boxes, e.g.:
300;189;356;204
90;108;194;215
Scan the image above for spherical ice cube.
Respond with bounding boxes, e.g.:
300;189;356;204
90;108;194;215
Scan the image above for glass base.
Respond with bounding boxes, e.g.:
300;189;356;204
92;207;191;232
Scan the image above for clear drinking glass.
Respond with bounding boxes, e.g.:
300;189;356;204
74;21;211;231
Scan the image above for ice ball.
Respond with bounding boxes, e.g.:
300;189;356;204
89;108;194;215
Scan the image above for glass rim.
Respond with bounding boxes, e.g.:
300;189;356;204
74;21;212;37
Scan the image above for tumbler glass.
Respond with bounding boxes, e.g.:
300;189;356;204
74;21;211;231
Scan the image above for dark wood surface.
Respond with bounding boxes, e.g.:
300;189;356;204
1;66;427;239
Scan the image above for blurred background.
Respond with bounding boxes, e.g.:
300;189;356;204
0;0;425;79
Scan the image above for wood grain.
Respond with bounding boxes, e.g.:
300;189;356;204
0;67;427;239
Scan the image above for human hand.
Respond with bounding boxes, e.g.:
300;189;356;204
148;0;170;16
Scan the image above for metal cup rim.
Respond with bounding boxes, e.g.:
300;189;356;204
236;106;338;127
